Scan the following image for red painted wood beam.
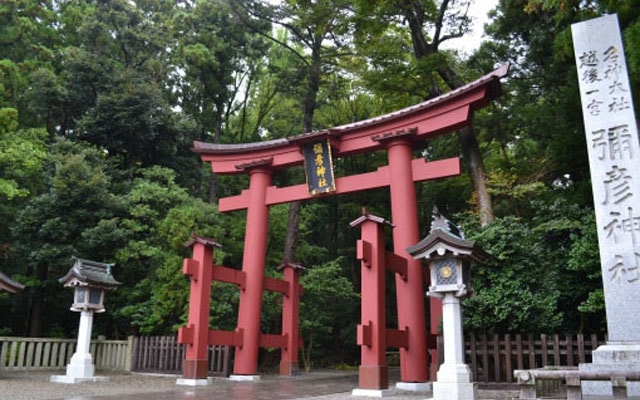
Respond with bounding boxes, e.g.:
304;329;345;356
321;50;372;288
386;251;408;281
208;329;243;347
386;328;409;349
263;276;289;295
357;321;373;347
219;157;460;212
260;333;287;349
211;265;246;289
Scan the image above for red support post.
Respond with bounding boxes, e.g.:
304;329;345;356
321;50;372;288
278;261;304;375
386;137;430;383
178;236;219;380
233;166;272;376
351;213;390;390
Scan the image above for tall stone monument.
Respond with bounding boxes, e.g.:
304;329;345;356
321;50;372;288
571;14;640;396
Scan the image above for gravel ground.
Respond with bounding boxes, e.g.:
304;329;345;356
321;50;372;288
0;371;178;400
0;370;519;400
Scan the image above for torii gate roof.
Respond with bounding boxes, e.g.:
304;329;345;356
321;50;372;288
194;64;509;174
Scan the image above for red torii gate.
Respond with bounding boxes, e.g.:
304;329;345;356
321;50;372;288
182;64;508;384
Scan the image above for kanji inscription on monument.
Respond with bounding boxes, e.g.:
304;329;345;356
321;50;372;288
572;14;640;343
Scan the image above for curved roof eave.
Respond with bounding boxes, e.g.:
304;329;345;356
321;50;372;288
0;271;25;293
193;64;509;157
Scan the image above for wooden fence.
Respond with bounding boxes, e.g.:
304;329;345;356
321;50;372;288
0;336;131;371
1;333;604;382
451;333;607;383
130;335;230;376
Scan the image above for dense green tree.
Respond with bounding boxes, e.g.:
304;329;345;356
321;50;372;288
461;214;563;334
172;0;269;201
299;258;359;371
118;198;230;334
0;108;47;201
11;138;121;336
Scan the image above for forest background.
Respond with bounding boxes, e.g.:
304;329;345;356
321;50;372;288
1;0;639;369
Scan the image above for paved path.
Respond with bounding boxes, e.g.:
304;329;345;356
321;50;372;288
0;370;519;400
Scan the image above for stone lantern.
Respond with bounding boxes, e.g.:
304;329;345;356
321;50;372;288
407;207;488;400
51;256;121;384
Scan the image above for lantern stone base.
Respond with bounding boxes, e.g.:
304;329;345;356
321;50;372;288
50;352;108;384
580;343;640;396
431;363;477;400
50;374;109;384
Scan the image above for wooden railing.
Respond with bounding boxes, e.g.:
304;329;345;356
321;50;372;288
1;333;603;381
0;336;131;371
436;333;607;383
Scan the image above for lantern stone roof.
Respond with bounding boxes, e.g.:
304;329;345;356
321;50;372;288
0;270;25;293
58;256;121;289
406;207;489;263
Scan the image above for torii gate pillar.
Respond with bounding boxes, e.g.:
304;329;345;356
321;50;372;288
278;261;304;376
233;165;273;378
178;236;219;385
351;213;390;394
385;136;430;384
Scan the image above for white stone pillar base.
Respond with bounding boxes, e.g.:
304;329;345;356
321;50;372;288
50;374;109;384
51;351;105;384
432;363;477;400
432;381;477;400
580;343;640;396
176;377;213;386
229;374;261;381
395;381;432;392
352;388;397;397
66;352;95;378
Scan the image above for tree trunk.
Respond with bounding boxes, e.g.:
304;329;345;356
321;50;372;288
283;40;322;263
209;108;224;204
283;200;301;262
399;0;495;225
27;264;47;337
460;125;493;226
434;67;493;225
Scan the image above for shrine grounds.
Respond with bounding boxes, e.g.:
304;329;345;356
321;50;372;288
0;369;519;400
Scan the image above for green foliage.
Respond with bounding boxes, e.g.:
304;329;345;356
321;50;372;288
10;138;120;336
299;258;359;370
458;199;605;334
0;108;47;200
462;215;563;334
566;212;605;329
117;193;239;335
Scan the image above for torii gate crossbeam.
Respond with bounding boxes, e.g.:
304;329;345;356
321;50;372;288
187;64;508;384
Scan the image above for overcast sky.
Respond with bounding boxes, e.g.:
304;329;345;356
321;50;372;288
441;0;499;54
